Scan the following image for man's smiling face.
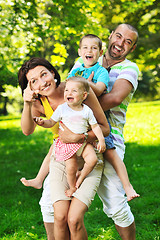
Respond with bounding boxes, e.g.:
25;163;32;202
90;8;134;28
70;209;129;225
107;24;137;60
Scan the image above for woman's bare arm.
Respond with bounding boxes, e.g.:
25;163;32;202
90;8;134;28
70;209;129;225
21;82;44;135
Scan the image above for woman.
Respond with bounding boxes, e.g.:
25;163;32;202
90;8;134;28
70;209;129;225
18;57;109;240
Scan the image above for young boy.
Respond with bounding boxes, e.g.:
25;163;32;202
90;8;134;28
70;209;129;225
68;34;109;97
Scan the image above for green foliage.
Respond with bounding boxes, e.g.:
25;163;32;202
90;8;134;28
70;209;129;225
1;85;23;115
0;101;160;239
0;65;17;88
0;0;159;111
135;70;160;101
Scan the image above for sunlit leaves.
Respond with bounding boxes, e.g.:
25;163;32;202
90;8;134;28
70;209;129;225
0;0;159;100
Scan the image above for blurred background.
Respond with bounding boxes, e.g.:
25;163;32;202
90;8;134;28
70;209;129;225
0;1;160;239
0;0;159;116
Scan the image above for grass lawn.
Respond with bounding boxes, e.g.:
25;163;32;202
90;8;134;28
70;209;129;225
0;101;160;239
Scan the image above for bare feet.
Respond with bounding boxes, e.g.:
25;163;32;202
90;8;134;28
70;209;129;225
65;170;83;197
65;187;77;197
20;177;42;189
125;184;140;201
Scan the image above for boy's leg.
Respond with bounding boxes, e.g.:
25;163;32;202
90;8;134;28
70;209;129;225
76;143;97;188
21;144;53;189
65;155;78;197
104;149;139;201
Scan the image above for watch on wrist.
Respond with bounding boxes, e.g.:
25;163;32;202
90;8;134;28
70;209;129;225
84;132;88;141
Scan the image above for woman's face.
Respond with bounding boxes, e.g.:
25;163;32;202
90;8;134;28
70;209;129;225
26;66;56;96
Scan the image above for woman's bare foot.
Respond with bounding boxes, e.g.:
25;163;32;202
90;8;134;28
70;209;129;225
20;177;42;189
125;184;140;201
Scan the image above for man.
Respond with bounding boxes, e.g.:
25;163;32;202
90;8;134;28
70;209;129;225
98;23;139;240
39;23;139;240
62;23;139;239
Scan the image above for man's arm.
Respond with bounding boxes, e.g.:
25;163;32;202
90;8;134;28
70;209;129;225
98;78;133;111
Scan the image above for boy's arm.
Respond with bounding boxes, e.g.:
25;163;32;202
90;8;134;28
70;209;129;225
88;68;109;97
91;123;106;153
88;81;106;97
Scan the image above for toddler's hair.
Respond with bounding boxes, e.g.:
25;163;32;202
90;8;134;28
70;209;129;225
66;76;90;93
79;34;102;50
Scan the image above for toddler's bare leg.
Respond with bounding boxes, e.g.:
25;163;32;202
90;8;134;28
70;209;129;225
65;155;78;197
76;144;97;188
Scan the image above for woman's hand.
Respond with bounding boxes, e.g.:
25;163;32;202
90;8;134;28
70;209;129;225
21;82;41;135
58;122;83;143
23;82;39;103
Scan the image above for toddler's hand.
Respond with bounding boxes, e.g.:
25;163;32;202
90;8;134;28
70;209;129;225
33;117;44;126
97;140;106;153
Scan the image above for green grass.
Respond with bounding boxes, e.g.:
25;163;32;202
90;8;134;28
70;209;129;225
0;101;160;239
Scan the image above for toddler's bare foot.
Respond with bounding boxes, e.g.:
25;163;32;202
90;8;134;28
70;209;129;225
20;177;42;189
125;184;140;201
65;187;77;197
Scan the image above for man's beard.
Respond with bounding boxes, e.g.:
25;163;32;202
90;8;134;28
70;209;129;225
108;44;131;60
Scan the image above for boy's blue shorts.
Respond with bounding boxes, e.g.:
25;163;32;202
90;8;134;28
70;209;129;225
105;113;115;150
105;132;115;149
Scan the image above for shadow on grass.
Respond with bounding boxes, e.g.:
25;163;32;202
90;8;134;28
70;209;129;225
0;128;159;239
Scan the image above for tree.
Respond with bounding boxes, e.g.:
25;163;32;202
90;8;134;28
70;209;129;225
0;63;17;115
0;0;159;114
100;0;160;99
